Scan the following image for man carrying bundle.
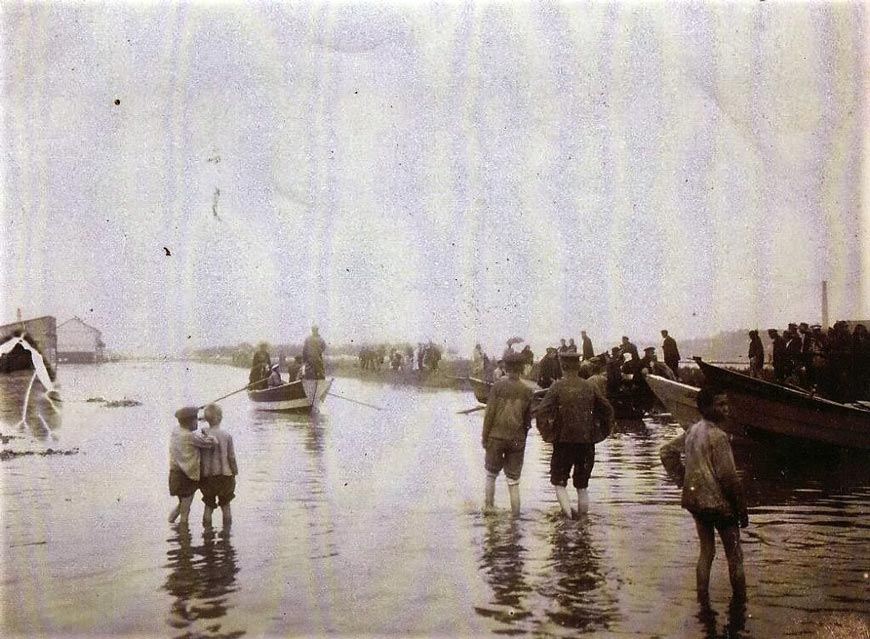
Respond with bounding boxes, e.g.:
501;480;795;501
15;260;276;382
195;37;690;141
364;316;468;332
481;352;535;516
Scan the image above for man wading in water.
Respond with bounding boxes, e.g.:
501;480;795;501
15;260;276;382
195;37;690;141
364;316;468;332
535;351;614;518
660;387;748;603
481;352;534;516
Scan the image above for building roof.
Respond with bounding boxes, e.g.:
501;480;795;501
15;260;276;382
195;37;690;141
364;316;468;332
58;316;103;336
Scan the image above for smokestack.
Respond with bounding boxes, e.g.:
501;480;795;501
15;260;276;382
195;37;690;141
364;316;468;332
821;281;829;329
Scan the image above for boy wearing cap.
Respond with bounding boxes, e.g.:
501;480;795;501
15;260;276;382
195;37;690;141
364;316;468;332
200;404;238;528
168;406;216;525
482;353;535;516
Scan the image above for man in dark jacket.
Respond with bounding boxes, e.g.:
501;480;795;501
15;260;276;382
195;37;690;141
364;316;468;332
302;326;327;379
537;347;562;389
535;352;614;518
581;330;595;361
661;330;681;380
767;329;787;382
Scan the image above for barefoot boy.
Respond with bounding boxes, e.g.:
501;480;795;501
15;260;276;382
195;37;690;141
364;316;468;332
168;406;215;525
660;387;748;602
199;403;238;528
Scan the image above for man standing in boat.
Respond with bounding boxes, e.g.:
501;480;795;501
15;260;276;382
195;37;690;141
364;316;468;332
302;326;327;380
581;330;595;361
661;330;681;380
481;352;535;516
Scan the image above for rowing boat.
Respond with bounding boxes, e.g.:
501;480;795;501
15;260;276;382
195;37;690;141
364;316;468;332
676;359;870;450
247;378;334;413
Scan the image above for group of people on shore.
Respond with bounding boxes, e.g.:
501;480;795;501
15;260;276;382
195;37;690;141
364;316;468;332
752;321;870;401
482;348;748;603
358;342;443;373
476;330;681;390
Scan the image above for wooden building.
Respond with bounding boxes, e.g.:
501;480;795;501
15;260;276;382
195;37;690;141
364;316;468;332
57;317;106;363
0;315;58;374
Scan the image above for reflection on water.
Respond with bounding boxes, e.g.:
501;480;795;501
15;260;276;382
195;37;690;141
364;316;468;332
163;525;243;639
539;518;617;634
696;597;748;639
0;371;62;440
475;515;532;626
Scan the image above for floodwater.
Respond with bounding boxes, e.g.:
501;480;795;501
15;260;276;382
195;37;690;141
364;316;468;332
1;361;869;638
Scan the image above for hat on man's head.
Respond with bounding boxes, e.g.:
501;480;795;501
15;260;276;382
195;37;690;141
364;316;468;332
644;347;656;354
546;346;557;353
811;324;822;330
271;363;280;370
175;406;200;422
788;323;798;330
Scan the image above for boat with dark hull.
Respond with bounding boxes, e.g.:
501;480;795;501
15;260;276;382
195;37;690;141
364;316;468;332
692;358;870;450
247;378;333;413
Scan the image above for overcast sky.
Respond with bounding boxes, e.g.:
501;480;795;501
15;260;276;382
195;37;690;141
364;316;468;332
3;1;868;356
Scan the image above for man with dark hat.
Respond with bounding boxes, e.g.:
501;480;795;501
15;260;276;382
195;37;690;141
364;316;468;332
748;330;764;379
536;346;562;389
168;406;216;525
482;352;535;516
661;330;681;380
641;346;677;380
535;351;615;518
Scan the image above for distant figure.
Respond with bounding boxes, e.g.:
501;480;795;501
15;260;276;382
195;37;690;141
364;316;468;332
417;343;425;371
748;330;764;379
267;364;283;387
405;345;415;371
472;343;485;377
168;406;215;526
199;404;238;528
536;347;562;389
492;360;507;381
620;336;640;373
249;343;272;390
640;347;676;380
581;330;595;361
535;352;614;518
558;338;568;355
286;356;303;381
567;338;578;354
660;387;748;602
661;330;681;380
767;329;787;382
302;326;327;380
520;345;534;376
481;353;534;516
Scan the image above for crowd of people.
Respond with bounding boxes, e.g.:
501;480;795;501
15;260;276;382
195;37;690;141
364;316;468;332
247;327;328;389
753;321;870;401
358;342;442;372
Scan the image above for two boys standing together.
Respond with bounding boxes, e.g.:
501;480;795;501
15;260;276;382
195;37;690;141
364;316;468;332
168;403;238;528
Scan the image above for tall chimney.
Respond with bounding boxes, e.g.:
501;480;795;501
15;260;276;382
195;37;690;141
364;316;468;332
821;281;829;329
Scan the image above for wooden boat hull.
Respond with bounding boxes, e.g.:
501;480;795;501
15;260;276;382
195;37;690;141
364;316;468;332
696;359;870;450
247;378;333;413
644;375;701;430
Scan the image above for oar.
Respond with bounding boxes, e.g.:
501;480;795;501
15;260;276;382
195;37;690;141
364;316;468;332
457;405;486;415
199;375;272;408
327;392;383;411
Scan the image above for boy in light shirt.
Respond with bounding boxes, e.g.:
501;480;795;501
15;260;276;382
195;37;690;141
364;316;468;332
199;404;239;528
168;406;215;525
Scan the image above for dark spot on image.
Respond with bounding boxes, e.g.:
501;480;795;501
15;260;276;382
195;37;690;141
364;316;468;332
114;99;120;106
163;247;171;256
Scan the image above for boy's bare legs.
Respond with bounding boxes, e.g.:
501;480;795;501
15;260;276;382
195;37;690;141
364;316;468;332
576;488;589;515
484;474;496;512
177;496;194;525
719;526;747;600
693;517;716;601
202;506;214;528
220;504;232;527
168;502;180;523
554;485;573;518
507;482;520;517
